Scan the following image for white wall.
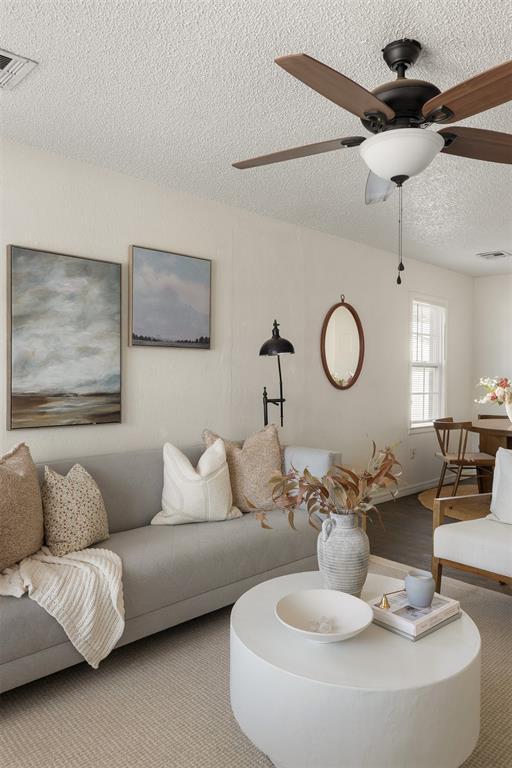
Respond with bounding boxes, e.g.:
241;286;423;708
0;138;474;492
473;274;512;417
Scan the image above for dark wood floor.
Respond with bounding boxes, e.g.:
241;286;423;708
367;490;512;595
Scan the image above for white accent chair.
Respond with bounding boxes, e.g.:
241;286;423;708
432;447;512;591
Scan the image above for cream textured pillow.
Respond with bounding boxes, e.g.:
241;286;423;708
42;464;110;556
151;439;241;525
203;425;282;512
489;447;512;524
0;443;44;571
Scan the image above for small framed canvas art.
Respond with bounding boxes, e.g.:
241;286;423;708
129;245;211;348
7;245;121;429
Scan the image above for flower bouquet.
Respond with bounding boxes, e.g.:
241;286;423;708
476;377;512;423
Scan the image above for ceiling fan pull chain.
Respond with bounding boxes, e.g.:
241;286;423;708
396;183;405;284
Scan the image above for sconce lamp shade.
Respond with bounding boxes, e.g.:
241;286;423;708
259;320;295;356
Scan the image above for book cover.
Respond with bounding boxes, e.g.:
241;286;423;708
370;591;460;637
373;611;462;641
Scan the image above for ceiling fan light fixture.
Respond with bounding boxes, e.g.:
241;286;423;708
359;128;444;181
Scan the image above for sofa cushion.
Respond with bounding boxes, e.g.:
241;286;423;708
151;440;241;525
99;509;316;618
0;590;68;666
0;443;43;571
434;517;512;577
42;464;110;556
203;426;282;512
0;508;317;665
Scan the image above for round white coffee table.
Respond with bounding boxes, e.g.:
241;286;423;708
230;571;480;768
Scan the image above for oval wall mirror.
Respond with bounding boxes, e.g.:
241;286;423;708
320;296;365;390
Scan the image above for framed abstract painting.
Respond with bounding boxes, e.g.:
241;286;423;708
7;245;121;429
129;245;211;348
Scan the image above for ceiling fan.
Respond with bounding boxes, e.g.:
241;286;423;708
233;39;512;204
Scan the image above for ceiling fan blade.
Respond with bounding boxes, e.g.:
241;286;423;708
440;127;512;164
422;59;512;123
232;136;365;169
275;53;395;122
365;172;396;205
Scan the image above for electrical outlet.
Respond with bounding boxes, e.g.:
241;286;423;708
409;448;416;460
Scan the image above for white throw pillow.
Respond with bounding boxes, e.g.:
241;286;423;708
489;447;512;524
151;440;241;525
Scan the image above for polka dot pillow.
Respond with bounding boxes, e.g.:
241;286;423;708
42;464;109;557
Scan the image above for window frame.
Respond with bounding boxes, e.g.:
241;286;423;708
408;295;447;433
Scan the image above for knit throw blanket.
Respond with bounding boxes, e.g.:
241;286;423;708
0;547;125;668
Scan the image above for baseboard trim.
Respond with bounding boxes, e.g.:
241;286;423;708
373;478;438;503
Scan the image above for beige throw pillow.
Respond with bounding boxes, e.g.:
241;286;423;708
0;443;44;571
42;464;109;557
203;425;282;512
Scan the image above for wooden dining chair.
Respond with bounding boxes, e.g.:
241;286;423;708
433;418;495;498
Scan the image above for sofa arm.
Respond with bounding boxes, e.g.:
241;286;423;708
433;493;492;530
283;446;342;478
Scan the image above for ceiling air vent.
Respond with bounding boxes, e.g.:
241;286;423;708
0;48;38;90
476;250;512;261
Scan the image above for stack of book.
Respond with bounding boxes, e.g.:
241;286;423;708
369;591;461;641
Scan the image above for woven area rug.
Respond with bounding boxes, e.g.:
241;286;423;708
418;482;479;511
1;556;510;768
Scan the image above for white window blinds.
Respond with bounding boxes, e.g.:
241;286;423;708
410;300;446;428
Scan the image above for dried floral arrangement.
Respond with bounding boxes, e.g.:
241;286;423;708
256;443;401;530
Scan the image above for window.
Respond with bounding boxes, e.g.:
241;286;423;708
410;299;446;429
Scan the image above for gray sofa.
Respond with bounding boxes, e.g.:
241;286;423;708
1;444;339;693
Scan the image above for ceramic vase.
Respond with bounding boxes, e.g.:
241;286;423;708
506;401;512;425
317;512;369;597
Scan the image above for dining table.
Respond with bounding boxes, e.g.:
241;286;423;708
471;418;512;491
471;418;512;453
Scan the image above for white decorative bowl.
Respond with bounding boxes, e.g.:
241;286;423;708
275;589;373;643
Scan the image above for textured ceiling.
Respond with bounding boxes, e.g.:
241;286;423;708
1;0;511;276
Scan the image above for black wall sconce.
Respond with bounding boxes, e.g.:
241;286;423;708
259;320;295;427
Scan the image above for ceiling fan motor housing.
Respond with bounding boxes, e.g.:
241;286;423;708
361;39;441;132
362;79;441;132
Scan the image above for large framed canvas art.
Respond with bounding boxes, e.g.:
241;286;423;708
129;246;211;348
7;246;121;429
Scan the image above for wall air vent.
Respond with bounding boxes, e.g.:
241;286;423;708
0;48;38;90
476;250;512;260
